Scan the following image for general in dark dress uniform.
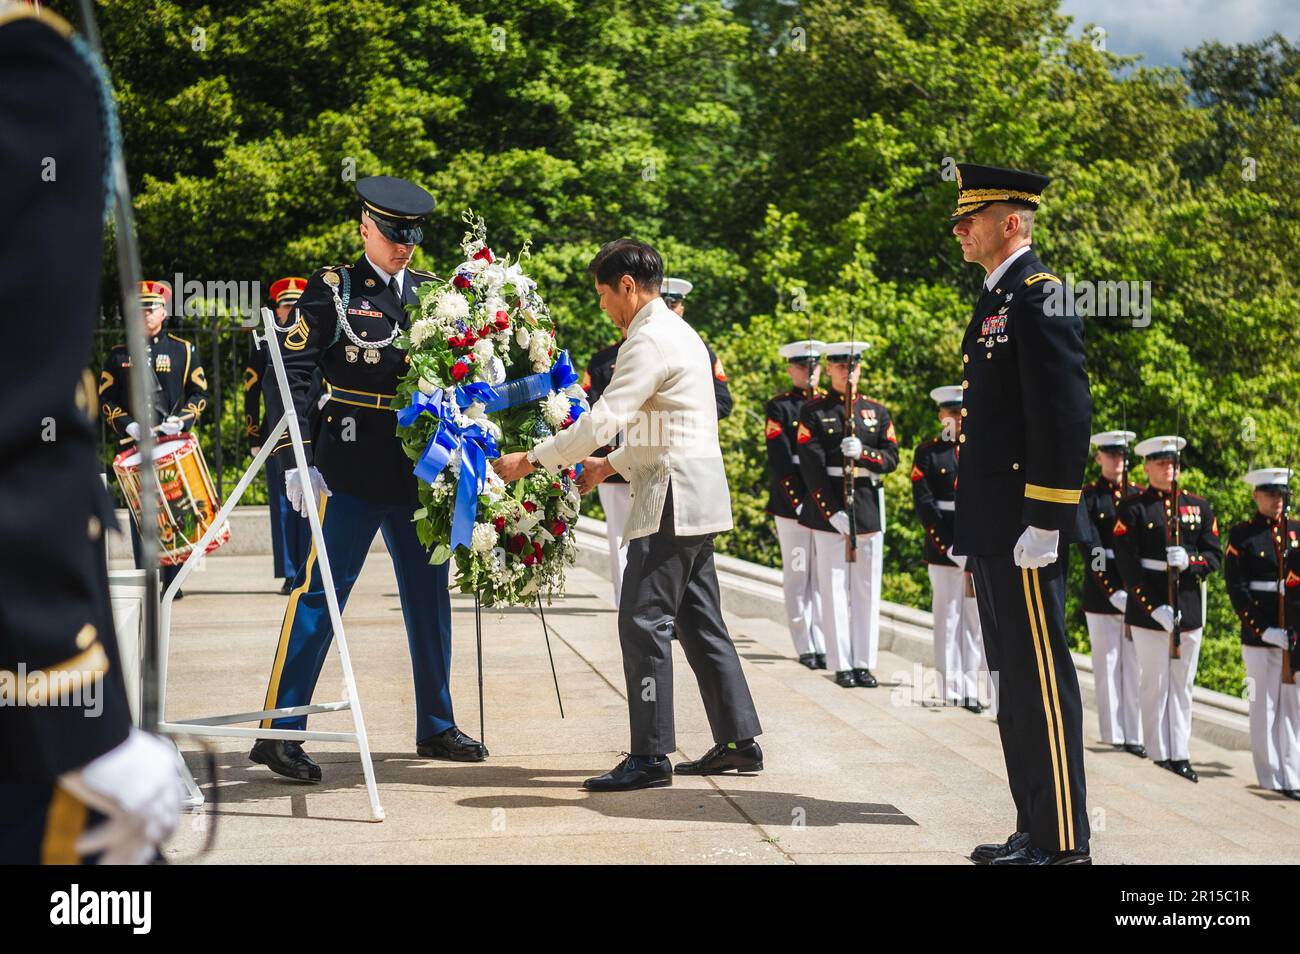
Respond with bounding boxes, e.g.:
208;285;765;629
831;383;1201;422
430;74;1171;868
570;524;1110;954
582;275;731;608
1112;435;1221;783
765;340;827;668
912;385;985;710
1223;467;1300;797
796;341;898;688
950;164;1093;865
1075;430;1144;754
0;1;177;863
244;276;312;593
100;280;209;594
249;176;485;783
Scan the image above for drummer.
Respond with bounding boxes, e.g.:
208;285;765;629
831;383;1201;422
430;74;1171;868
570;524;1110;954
100;280;209;595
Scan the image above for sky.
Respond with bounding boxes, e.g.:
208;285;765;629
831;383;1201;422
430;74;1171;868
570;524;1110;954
1058;0;1299;67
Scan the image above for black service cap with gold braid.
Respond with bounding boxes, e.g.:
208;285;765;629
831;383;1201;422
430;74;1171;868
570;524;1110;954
951;163;1050;220
356;175;436;245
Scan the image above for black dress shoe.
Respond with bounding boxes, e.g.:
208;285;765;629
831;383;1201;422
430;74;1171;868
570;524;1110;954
1281;789;1300;801
417;726;488;762
279;578;294;595
853;668;878;688
989;843;1091;866
814;653;828;670
675;740;763;775
797;653;818;670
583;754;672;792
173;589;184;600
834;670;857;688
1169;759;1199;782
1154;758;1171;770
249;739;322;782
1125;743;1147;758
970;830;1029;864
962;698;985;714
1110;742;1126;750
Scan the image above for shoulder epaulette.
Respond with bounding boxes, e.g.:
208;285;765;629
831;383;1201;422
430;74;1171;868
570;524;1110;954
0;4;73;36
167;332;193;347
408;268;436;278
1024;272;1060;287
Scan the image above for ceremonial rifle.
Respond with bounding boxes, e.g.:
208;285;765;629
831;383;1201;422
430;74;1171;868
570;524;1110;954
1280;446;1295;684
1121;404;1132;642
1168;411;1183;660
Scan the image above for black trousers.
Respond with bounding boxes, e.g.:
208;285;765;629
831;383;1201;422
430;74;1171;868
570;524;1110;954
970;552;1089;852
618;483;762;755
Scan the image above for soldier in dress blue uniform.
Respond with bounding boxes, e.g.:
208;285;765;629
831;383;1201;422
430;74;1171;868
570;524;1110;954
796;341;898;688
950;164;1093;865
1076;430;1145;756
249;176;486;782
1112;435;1221;784
912;385;985;712
581;275;731;607
100;280;209;597
765;340;827;669
244;276;313;594
1223;467;1300;798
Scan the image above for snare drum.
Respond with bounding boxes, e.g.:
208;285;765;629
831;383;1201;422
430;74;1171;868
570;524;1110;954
112;433;230;566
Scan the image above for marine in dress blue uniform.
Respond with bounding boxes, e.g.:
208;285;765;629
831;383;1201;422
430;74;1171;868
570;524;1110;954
950;164;1093;865
249;176;486;783
244;276;313;593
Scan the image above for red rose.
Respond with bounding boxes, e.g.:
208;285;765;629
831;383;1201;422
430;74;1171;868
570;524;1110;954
522;500;537;513
463;330;477;346
551;519;566;536
508;533;527;553
480;324;494;338
551;482;561;491
533;541;543;557
450;360;469;381
494;310;510;329
473;247;493;263
493;516;506;531
453;274;471;289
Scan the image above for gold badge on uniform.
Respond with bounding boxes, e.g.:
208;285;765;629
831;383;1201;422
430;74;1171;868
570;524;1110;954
154;354;172;373
345;344;360;363
323;271;340;287
363;348;380;365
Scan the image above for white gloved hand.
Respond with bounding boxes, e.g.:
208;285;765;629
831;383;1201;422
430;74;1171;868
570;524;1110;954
57;728;181;865
1151;604;1177;633
1165;545;1190;570
949;552;967;571
285;466;331;517
795;503;803;516
840;436;863;459
1013;526;1059;569
1109;590;1129;613
1261;627;1290;650
829;510;852;536
125;421;141;441
159;417;184;436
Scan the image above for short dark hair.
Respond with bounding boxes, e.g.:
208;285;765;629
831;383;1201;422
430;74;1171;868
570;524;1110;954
587;238;663;291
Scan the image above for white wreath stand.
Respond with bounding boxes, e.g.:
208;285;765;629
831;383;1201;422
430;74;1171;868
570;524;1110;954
155;307;385;821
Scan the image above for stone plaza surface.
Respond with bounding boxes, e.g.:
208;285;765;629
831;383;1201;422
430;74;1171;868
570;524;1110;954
151;550;1300;865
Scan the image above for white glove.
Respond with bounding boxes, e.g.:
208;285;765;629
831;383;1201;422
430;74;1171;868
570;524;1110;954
285;466;331;517
125;421;141;441
1013;526;1059;569
250;445;262;458
840;436;863;459
57;728;181;864
159;416;184;436
1109;590;1129;613
1261;627;1290;650
1166;546;1190;570
795;503;803;516
829;510;852;536
1151;604;1177;633
949;552;967;571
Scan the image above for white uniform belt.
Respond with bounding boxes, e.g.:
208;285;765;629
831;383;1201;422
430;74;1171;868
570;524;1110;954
825;466;881;484
1139;558;1167;570
1248;580;1284;593
936;500;955;512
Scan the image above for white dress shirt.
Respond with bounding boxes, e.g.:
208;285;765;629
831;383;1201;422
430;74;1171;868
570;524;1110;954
365;254;406;298
984;244;1031;291
531;297;732;541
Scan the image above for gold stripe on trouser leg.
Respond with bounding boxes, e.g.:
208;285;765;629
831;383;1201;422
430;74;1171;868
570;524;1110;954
41;787;88;864
1021;566;1067;851
1031;567;1075;849
260;495;327;729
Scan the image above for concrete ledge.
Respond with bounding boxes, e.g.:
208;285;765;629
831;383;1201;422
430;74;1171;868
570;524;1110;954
573;515;1252;751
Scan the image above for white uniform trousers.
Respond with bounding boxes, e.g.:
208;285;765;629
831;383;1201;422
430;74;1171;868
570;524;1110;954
774;515;826;656
1242;644;1300;791
813;528;881;672
598;482;632;608
928;564;985;703
1086;612;1143;746
1131;624;1202;762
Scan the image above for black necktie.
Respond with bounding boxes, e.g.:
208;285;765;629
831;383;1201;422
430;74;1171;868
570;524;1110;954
388;276;400;300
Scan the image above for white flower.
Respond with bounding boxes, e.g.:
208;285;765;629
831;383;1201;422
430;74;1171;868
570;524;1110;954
515;325;531;350
503;262;534;296
472;338;496;364
485;356;506;385
409;317;438;349
417;376;437;396
434;290;470;323
471;522;497;554
542;390;571;429
529;329;552;370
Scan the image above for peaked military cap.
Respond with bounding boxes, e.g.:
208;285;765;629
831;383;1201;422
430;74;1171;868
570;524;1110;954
356;175;436;245
951;163;1051;219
